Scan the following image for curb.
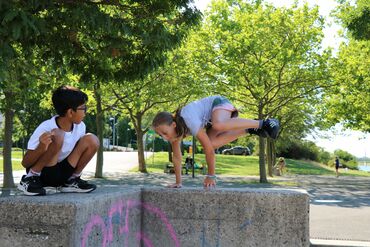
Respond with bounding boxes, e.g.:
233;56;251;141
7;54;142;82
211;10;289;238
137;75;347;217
311;239;370;247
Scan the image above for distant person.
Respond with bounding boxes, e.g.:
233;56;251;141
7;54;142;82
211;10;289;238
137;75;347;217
18;86;99;196
335;157;340;177
275;157;286;175
152;95;280;188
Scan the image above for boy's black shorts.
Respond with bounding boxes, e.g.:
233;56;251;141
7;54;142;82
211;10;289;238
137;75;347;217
27;159;75;187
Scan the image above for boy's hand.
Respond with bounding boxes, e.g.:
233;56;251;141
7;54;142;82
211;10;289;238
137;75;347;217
203;176;216;189
167;183;182;188
39;131;53;151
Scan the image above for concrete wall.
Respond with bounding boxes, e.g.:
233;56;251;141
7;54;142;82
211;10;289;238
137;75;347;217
0;187;309;247
0;188;141;247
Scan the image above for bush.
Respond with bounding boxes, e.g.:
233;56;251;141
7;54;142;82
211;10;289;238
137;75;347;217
317;150;331;164
278;140;319;161
333;149;358;169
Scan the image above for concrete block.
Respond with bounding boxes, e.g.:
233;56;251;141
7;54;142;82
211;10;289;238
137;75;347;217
0;187;309;247
142;188;310;247
0;187;141;247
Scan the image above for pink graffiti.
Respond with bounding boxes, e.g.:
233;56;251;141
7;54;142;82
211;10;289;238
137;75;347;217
136;232;153;247
81;199;179;247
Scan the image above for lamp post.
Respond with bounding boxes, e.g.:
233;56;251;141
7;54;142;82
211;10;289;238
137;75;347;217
109;117;115;148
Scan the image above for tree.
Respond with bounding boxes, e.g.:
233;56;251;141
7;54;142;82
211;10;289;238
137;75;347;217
1;1;202;179
188;0;331;182
320;0;370;132
335;0;370;41
39;1;201;177
321;40;370;132
111;49;205;172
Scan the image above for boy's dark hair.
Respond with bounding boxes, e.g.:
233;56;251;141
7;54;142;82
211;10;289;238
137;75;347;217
52;85;88;116
152;110;189;138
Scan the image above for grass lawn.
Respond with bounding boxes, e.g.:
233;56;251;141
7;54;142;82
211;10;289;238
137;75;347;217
144;152;370;177
0;150;24;172
0;158;24;172
144;152;259;175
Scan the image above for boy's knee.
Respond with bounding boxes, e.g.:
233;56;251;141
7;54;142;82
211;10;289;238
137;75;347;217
51;129;64;149
81;133;100;151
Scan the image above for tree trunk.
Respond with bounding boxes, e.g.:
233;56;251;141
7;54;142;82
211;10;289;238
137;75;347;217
267;138;273;177
94;82;104;178
168;143;173;162
2;106;15;188
136;115;147;173
258;105;268;183
258;136;268;183
272;141;276;169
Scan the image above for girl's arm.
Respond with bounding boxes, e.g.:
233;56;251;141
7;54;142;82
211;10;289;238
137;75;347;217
170;139;183;187
196;129;216;188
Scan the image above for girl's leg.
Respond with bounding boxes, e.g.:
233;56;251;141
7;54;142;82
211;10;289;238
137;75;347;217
207;109;249;149
207;128;246;149
212;109;280;139
67;133;100;174
211;109;260;132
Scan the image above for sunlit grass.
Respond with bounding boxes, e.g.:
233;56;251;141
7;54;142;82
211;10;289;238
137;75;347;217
0;158;24;172
143;152;370;177
0;150;24;172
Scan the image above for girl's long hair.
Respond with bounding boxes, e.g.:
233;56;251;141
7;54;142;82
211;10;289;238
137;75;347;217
152;109;189;138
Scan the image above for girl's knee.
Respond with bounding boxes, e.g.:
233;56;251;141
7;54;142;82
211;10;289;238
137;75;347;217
212;122;226;132
208;140;219;150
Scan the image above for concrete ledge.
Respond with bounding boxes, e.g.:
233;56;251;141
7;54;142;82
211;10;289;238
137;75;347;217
0;187;309;247
310;239;370;247
0;188;141;247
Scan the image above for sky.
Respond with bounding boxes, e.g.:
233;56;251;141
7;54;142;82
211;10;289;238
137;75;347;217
193;0;370;158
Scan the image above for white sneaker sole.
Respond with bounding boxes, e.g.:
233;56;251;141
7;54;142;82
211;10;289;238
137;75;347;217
59;187;95;193
17;184;44;196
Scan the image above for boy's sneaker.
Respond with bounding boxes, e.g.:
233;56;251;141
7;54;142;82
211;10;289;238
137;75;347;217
247;128;268;138
18;175;46;196
262;118;280;139
59;177;96;193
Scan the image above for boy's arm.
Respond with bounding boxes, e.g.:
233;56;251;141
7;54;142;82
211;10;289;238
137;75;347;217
21;132;53;168
170;139;183;187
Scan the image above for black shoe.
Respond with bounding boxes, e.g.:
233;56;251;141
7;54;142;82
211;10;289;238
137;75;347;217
247;128;268;138
18;175;46;196
262;118;280;139
59;177;96;193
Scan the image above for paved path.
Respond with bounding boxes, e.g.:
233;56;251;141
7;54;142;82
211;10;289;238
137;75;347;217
1;152;370;245
294;175;370;244
84;151;153;174
0;151;153;185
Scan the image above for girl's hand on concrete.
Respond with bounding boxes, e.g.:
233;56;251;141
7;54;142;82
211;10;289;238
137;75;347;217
167;183;182;188
203;177;216;189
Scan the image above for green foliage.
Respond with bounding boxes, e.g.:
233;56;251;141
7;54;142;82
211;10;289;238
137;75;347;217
319;0;370;132
321;39;370;131
318;150;331;164
147;137;170;152
277;140;319;161
184;0;332;149
30;1;202;83
334;0;370;40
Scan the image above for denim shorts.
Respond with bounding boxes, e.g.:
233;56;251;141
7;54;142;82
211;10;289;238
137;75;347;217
211;96;238;118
